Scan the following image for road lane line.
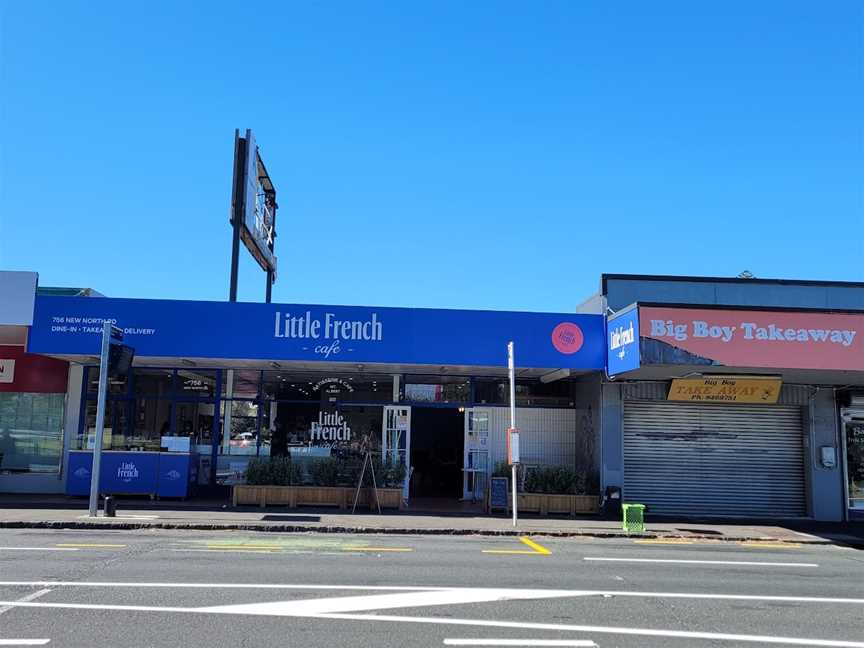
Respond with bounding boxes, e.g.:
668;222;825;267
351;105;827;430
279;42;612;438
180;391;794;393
0;548;78;552
0;640;51;645
519;538;552;555
0;589;52;616
584;557;819;567
342;547;414;552
55;544;126;549
633;539;693;545
444;640;597;646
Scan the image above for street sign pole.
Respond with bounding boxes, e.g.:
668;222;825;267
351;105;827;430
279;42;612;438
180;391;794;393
508;341;518;527
88;321;112;517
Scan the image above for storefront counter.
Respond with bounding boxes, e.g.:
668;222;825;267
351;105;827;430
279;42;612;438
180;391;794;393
66;450;196;498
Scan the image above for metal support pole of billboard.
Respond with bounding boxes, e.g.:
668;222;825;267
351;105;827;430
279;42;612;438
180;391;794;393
229;130;245;303
88;321;112;517
508;341;518;528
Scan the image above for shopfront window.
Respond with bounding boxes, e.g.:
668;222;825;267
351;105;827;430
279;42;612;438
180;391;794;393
846;421;864;511
473;378;573;407
81;399;133;450
176;370;218;399
87;367;128;396
262;372;392;404
175;401;216;450
222;370;260;399
0;392;65;473
134;397;171;442
403;375;469;403
219;400;262;455
132;369;174;397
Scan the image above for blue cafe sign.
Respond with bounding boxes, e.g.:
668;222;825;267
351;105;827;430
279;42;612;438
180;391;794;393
28;296;606;370
606;305;640;376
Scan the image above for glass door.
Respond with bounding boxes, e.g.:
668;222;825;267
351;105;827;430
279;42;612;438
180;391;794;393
382;405;411;500
463;408;490;501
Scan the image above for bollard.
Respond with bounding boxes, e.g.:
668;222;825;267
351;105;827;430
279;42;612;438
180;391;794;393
103;495;117;517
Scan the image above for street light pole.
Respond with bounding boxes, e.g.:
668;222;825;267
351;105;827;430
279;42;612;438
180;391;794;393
88;321;112;517
508;341;518;527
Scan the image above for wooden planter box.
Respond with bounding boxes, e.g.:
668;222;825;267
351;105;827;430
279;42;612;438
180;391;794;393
232;485;404;510
496;493;598;516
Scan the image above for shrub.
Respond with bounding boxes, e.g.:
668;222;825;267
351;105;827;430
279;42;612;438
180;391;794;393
309;457;340;487
524;465;581;495
244;457;301;486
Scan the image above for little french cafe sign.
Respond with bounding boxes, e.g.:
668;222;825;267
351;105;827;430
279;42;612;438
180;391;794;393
668;376;782;404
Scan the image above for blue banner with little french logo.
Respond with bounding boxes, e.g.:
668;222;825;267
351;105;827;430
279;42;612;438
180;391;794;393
606;306;640;376
29;296;605;369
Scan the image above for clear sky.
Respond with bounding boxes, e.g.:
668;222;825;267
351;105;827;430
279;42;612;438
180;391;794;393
1;2;862;312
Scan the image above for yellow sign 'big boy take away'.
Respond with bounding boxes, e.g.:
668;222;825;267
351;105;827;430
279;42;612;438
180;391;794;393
667;376;782;404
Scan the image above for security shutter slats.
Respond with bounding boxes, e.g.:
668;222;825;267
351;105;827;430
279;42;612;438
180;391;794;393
623;401;806;518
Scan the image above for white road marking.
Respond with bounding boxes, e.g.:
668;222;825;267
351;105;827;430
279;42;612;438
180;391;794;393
318;612;864;647
0;640;51;646
0;589;52;616
0;548;78;552
0;582;449;591
584;557;819;568
0;582;862;605
444;641;597;647
200;589;581;616
0;594;861;647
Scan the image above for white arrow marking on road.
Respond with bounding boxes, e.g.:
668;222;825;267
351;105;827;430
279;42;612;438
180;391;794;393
584;558;819;567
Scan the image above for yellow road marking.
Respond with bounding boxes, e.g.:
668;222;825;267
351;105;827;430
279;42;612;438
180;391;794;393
482;536;551;556
634;539;694;545
55;544;126;548
741;542;801;549
342;547;414;552
519;536;552;555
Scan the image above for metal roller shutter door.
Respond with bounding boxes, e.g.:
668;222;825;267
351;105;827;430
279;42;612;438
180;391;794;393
623;401;806;517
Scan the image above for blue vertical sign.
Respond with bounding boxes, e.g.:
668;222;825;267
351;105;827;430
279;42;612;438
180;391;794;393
607;306;640;376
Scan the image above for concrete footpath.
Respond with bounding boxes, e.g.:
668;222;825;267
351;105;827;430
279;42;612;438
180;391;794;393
1;496;862;546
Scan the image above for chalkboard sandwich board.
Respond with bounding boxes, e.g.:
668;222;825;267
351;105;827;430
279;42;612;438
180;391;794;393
489;476;509;513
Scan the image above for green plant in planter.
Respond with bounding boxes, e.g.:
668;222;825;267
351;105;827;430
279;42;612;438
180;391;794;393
524;465;580;494
244;457;301;486
309;457;340;487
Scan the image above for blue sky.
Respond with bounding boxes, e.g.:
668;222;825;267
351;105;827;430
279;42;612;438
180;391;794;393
1;2;861;312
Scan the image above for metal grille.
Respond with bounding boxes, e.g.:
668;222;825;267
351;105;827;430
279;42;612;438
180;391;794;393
623;400;807;518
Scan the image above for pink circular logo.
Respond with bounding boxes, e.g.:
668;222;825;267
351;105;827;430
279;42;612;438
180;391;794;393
551;322;584;354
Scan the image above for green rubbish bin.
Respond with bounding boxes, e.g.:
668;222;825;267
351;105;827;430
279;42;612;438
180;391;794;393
622;503;645;533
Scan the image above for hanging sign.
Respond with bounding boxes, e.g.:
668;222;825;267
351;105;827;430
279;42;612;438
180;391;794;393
507;427;520;464
667;376;782;404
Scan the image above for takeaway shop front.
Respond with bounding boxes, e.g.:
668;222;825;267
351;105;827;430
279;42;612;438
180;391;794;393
27;295;605;504
604;304;864;522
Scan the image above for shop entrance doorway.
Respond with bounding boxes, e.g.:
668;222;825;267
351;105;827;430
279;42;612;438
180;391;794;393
409;407;464;501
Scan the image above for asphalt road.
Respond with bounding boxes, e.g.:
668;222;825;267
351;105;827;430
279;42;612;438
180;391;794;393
0;528;861;648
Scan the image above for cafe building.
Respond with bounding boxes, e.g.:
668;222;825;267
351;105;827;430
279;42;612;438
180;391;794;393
584;274;864;522
22;289;606;507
